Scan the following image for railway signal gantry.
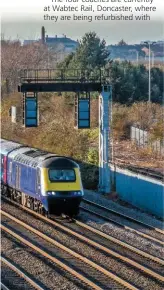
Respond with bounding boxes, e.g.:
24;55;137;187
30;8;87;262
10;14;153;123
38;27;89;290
18;69;112;193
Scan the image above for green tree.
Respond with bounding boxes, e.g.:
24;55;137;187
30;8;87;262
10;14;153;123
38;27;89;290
60;32;110;70
76;32;109;69
107;61;158;104
150;67;163;103
118;39;127;46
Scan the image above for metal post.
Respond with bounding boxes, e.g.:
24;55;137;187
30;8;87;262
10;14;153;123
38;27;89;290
144;41;155;102
148;43;151;102
98;85;112;193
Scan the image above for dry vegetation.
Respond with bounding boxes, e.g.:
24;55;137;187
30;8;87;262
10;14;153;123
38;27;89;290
1;93;163;176
112;102;163;172
1;39;60;95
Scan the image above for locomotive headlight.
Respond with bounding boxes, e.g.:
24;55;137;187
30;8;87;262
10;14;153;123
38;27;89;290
74;191;82;196
47;191;56;196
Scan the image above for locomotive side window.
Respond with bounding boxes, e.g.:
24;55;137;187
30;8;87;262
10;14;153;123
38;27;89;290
49;169;76;182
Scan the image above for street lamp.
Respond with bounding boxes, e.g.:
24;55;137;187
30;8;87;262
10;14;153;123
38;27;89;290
143;41;156;102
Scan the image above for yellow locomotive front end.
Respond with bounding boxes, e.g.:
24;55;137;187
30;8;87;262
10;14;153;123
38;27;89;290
40;157;84;216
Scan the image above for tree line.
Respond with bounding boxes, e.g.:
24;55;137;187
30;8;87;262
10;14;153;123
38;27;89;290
1;33;163;104
59;32;163;104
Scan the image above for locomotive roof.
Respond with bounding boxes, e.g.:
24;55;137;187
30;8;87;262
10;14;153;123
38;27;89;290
41;156;78;168
1;138;78;168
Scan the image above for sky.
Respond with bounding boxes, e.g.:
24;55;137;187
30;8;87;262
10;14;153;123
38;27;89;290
0;0;164;44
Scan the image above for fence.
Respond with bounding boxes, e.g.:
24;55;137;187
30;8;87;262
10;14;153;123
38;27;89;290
130;126;164;156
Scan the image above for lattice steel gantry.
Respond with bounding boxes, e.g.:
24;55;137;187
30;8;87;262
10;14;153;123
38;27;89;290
99;85;112;194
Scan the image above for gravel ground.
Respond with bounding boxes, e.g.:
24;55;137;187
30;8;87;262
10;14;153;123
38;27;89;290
1;200;164;290
1;232;88;290
78;210;164;260
80;202;164;242
1;261;36;290
83;190;164;229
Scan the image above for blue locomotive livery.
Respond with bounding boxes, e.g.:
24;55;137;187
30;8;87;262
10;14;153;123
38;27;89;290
1;138;84;216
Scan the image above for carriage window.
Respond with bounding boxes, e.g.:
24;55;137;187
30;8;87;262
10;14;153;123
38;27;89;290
49;169;76;182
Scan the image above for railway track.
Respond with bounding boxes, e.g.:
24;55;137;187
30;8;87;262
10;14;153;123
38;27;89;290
1;283;10;290
1;256;43;290
1;197;164;290
1;209;138;290
81;199;164;245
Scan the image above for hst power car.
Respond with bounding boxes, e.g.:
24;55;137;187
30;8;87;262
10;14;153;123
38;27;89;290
1;138;84;216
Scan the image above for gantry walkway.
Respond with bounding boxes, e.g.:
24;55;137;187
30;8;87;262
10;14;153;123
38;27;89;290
18;69;108;92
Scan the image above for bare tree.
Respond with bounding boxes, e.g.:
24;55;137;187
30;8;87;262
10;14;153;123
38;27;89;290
1;39;63;95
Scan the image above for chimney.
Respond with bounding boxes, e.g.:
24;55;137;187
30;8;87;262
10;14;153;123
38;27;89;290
41;26;45;44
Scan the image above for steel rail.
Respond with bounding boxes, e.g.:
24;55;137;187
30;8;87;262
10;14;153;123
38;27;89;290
1;204;164;283
3;197;164;265
0;283;10;290
2;208;163;266
1;210;138;290
80;206;164;246
1;224;103;290
73;218;164;265
82;198;164;234
1;256;44;290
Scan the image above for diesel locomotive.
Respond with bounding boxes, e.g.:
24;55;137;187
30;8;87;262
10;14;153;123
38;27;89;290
0;138;84;216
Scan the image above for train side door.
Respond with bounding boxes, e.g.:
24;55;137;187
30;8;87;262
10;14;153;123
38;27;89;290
1;155;7;184
16;165;21;190
9;161;13;184
36;168;41;196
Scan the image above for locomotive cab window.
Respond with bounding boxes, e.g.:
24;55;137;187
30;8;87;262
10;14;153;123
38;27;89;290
49;169;76;182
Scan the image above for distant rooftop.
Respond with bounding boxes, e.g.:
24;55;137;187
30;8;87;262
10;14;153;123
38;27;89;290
46;35;77;44
23;39;38;45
